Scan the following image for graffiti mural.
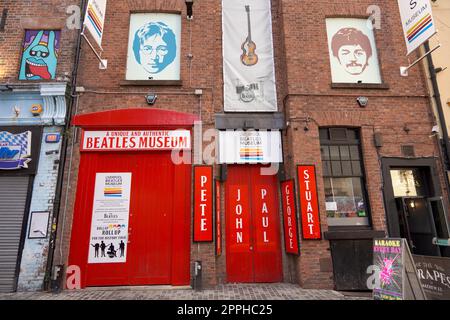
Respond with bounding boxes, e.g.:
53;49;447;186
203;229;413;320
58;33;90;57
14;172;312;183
19;30;61;80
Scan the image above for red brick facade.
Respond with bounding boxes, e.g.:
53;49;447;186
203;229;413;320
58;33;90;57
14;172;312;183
46;0;449;291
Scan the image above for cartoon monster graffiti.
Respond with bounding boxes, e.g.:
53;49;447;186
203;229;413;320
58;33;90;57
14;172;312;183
19;30;60;80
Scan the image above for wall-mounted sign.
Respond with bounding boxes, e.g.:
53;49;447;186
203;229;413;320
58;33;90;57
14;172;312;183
88;173;131;264
413;255;450;300
216;180;222;256
45;133;61;144
28;211;50;239
398;0;436;55
281;180;300;255
82;130;191;151
84;0;107;48
19;30;61;81
297;165;322;240
222;0;277;112
0;131;32;170
228;185;251;252
218;130;283;164
31;104;43;116
194;166;213;242
126;13;181;81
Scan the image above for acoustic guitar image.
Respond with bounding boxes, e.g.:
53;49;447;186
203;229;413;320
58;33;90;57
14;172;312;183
241;5;259;67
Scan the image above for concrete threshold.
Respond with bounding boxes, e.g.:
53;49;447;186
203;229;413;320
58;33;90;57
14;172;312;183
83;285;193;292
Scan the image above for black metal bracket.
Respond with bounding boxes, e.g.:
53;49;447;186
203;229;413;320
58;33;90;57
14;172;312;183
0;9;8;32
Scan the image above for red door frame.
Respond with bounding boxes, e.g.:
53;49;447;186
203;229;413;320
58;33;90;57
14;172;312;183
225;165;283;283
68;108;198;288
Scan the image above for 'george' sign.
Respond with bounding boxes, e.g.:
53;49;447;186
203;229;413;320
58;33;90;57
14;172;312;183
297;165;322;240
194;166;213;242
281;180;300;255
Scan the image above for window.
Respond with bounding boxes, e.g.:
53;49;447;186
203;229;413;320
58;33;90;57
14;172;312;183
126;13;181;81
325;18;382;84
320;128;370;227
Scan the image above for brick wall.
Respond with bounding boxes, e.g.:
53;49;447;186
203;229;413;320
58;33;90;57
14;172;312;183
0;0;81;83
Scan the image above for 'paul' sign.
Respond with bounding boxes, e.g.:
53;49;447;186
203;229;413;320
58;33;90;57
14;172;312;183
194;166;213;242
297;165;322;240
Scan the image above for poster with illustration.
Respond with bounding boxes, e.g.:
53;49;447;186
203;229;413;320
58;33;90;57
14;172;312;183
222;0;278;112
126;13;181;81
326;18;382;84
19;30;61;80
88;173;132;264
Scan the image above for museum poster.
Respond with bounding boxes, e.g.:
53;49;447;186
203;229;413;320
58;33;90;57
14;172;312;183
88;173;132;264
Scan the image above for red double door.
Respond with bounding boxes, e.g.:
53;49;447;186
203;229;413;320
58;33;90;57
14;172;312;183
69;151;191;287
226;165;283;283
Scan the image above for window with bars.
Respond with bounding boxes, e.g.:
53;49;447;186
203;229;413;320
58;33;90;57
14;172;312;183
319;128;370;227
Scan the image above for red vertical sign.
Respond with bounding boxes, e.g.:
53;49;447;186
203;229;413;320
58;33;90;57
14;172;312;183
297;165;322;240
253;185;277;251
194;166;213;242
228;185;251;252
215;180;222;256
281;180;300;255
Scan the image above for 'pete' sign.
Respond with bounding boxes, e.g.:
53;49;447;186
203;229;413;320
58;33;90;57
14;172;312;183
281;180;300;255
297;165;322;240
194;166;213;242
82;130;191;151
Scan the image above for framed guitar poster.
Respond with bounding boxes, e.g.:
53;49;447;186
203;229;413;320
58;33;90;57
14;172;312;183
222;0;278;112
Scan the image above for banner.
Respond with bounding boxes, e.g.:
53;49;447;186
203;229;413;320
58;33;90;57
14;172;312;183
218;130;283;164
222;0;277;112
297;165;322;240
398;0;436;55
194;166;213;242
0;131;32;170
82;130;191;151
88;173;131;264
281;180;300;255
84;0;107;48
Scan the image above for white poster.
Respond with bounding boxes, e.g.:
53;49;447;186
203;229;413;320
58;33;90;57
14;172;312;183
88;173;132;264
126;13;181;81
218;130;283;164
326;18;382;84
83;0;107;47
398;0;436;55
222;0;278;112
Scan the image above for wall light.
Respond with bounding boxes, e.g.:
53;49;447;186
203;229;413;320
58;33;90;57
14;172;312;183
185;0;194;20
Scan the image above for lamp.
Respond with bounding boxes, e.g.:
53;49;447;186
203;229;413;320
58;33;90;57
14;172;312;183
185;0;194;20
145;93;158;105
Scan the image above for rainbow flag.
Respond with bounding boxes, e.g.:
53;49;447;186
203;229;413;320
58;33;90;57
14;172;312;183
240;147;264;161
407;13;433;43
104;187;122;197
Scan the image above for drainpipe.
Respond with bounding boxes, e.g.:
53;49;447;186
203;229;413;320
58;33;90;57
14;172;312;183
44;0;87;291
424;40;450;200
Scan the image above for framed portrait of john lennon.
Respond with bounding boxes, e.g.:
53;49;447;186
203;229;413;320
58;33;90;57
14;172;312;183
326;18;382;84
126;13;181;81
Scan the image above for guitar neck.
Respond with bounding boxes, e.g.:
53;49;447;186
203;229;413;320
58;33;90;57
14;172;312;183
246;7;252;42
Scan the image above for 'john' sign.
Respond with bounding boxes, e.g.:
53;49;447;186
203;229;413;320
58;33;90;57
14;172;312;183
82;130;191;151
297;165;322;240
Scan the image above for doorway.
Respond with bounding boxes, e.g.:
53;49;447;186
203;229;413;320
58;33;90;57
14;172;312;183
225;165;283;283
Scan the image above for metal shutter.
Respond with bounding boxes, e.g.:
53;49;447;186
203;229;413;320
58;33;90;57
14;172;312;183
0;176;30;293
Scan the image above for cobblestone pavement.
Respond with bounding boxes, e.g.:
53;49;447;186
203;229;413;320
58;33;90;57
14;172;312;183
0;283;371;300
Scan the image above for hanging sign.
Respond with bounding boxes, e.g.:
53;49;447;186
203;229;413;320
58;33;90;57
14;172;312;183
83;0;107;48
222;0;278;112
0;131;32;170
218;130;283;164
397;0;436;55
297;165;322;240
82;130;191;151
194;166;213;242
88;173;131;264
281;180;300;255
216;180;222;256
254;185;277;251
